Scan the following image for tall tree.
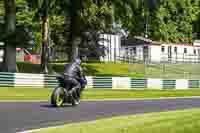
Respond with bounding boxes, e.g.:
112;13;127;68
113;0;200;43
64;0;81;61
2;0;16;72
27;0;57;73
70;0;81;60
16;0;39;49
64;0;113;61
79;0;113;60
152;0;200;43
0;1;4;34
113;0;159;37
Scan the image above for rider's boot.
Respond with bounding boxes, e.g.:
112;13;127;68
68;90;79;106
73;93;79;106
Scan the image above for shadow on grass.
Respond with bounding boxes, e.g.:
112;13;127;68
82;64;99;76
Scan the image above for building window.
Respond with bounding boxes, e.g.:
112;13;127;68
161;46;165;52
184;48;187;54
194;49;196;55
125;48;128;54
133;47;136;54
174;47;177;53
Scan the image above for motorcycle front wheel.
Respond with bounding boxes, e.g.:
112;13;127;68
51;86;65;107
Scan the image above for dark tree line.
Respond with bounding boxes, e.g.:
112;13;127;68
0;0;200;73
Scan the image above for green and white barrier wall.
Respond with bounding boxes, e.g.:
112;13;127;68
0;72;200;89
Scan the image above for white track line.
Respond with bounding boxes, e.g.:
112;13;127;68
17;124;76;133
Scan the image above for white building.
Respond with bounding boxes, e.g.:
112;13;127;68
89;33;200;63
121;36;200;63
99;33;121;62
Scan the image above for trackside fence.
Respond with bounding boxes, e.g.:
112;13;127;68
0;72;200;89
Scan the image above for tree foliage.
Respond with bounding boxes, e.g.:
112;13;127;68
113;0;200;43
151;0;200;43
1;0;200;72
81;0;113;31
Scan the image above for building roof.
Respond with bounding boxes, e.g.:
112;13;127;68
121;36;161;46
121;36;200;47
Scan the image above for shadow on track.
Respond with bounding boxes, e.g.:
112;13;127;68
40;104;75;108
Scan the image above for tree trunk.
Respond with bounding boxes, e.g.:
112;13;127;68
40;16;49;74
71;14;81;60
2;0;16;72
66;0;81;61
64;8;71;61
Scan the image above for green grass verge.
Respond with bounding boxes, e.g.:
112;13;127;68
17;62;200;79
0;87;52;101
1;87;200;101
31;108;200;133
16;62;144;77
81;63;144;77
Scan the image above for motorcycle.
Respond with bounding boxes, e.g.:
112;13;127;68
51;75;87;107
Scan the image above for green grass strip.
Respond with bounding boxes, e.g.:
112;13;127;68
1;87;200;101
31;108;200;133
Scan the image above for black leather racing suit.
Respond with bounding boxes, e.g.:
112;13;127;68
63;62;82;100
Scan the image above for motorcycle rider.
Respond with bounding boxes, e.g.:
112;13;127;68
63;58;83;105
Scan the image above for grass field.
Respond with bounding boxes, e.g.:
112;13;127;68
17;62;144;77
31;108;200;133
145;63;200;79
1;87;200;101
17;62;200;79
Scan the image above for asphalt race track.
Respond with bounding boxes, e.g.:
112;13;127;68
2;98;200;133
